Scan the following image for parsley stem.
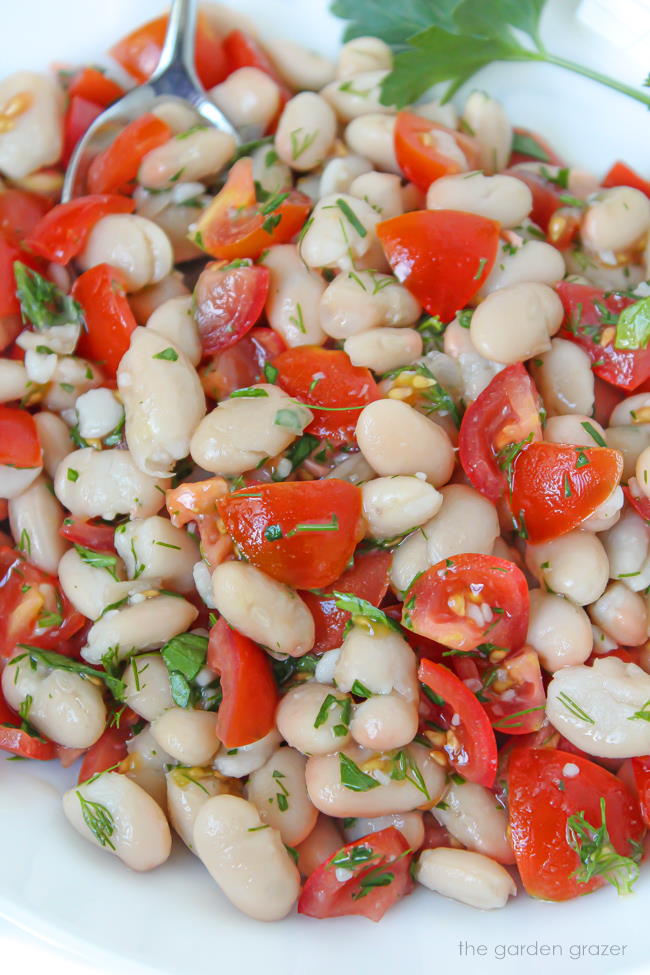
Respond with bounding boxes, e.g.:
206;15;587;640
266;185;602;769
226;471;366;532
535;53;650;108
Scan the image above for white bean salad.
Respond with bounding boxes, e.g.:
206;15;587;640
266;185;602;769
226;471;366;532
1;0;650;924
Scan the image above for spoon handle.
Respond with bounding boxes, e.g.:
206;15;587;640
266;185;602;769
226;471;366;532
150;0;201;91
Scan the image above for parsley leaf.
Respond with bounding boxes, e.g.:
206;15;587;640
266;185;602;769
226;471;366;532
12;645;126;701
614;297;650;351
566;797;641;895
333;591;401;633
14;262;84;332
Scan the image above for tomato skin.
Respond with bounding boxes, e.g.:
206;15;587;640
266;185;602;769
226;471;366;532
298;826;414;921
61;96;103;167
194;260;269;355
72;264;137;377
510;442;623;544
508;747;644;901
87;114;172;196
394;111;481;191
207;616;278;748
59;517;117;553
377;210;500;323
556;281;650;391
631;756;650;827
0;236;43;321
273;347;380;446
26;194;136;264
404;555;530;655
0;407;42;469
0;682;55;760
68;67;124;108
458;363;543;502
452;646;546;735
504;167;565;231
77;725;131;784
418;658;497;787
218;480;364;590
508;128;564;167
200;326;285;400
300;550;392;654
623;485;650;524
0;189;50;244
602;161;650;198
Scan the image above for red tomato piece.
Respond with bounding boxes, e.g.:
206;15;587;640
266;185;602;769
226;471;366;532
377;210;500;322
556;281;650;391
26;194;136;264
298;826;413;921
458;363;543;502
394;111;481;191
631;756;650;828
59;517;117;553
510;442;623;543
602;161;650;199
72;264;137;377
509;747;644;901
403;555;529;655
223;30;289;92
77;725;132;784
418;658;497;786
0;681;55;761
68;67;124;108
0;407;42;469
200;326;285;400
623;484;650;524
273;347;380;446
87;114;172;196
207;616;278;748
508;127;564;167
300;550;392;654
194;260;269;354
218;480;364;590
504;166;566;232
452;645;546;735
110;13;228;89
0;236;43;322
192;158;311;261
0;189;50;244
61;96;104;167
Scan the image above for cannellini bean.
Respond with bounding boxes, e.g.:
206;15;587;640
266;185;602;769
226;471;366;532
389;530;431;595
250;141;292;195
126;724;173;770
78;215;173;292
432;780;514;864
344;327;422;373
526;530;609;606
246;746;318;846
306;743;446;817
345;114;399;174
63;773;171;871
193;794;300;921
166;766;235;849
602;508;650;592
0;358;29;403
42;356;103;413
546;657;650;758
588;581;647;646
637;446;650;498
626;393;650;429
581;485;624;533
527;590;593;672
151;707;220;766
128;271;189;324
296;815;343;876
8;475;66;574
471;282;563;364
210;67;281;133
146;295;201;366
335;625;418;702
321;70;394;122
0;72;64;179
213;729;282;778
582;187;650;255
529;338;594;416
118;328;206;478
24;348;56;386
336;36;393;79
300;193;383;271
276;683;352;755
350;692;419;751
416;848;516;910
212;560;314;656
426;172;532;227
191;384;313;476
122;652;174;721
343;811;424;850
74;387;123;441
274;92;337;172
3;659;106;749
18;323;80;357
349;170;404;220
152;101;201;134
544;413;607;447
319;155;372;198
138;127;235;190
362;476;443;540
57;548;155;621
606;426;650;481
265;38;335;91
33;411;73;478
410;99;458;129
443;319;503;403
480;240;566;296
261;245;327;346
53;448;169;520
356;399;455;487
320;270;421;339
462;91;512;174
326;452;376;485
81;594;198;664
114;516;199;592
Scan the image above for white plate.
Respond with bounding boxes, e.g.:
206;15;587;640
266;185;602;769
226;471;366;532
1;2;650;973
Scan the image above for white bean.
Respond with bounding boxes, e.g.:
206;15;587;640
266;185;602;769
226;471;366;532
139;127;235;190
416;847;516;909
114;516;199;592
152;101;201;134
344;327;422;373
424;482;500;566
544;413;607;447
128;271;189;324
319;155;373;198
432;780;514;864
588;581;647;646
210;67;281;133
276;683;352;755
582;187;650;255
300;193;383;271
193;794;300;921
350;692;419;750
462;91;512;174
53;447;169;520
126;724;173;770
336;37;393;79
246;746;318;846
636;446;650;498
426;171;532;227
362;475;442;540
57;548;155;621
527;590;593;672
63;773;171;871
349;171;405;220
410;99;458;130
296;815;343;876
546;657;650;758
265;37;335;91
32;412;73;479
250;141;292;195
580;484;624;533
343;811;424;850
151;707;220;766
321;71;394;122
0;72;64;179
526;530;609;606
470;282;563;364
606;426;650;481
78;215;173;293
42;356;103;413
479;240;566;296
356;399;455;487
261;245;327;346
275;92;337;172
213;729;282;778
191;384;313;476
146;295;201;366
0;359;29;403
8;474;66;574
530;338;594;416
443;319;503;403
602;508;650;592
123;652;174;721
345;114;399;174
73;388;123;441
326;452;376;485
166;766;235;849
212;560;314;656
81;594;198;664
320;270;421;339
334;626;418;701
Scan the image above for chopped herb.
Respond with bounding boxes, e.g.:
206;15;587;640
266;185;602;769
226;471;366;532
284;433;319;472
492;705;546;729
339;753;381;792
563;473;572;498
73;544;120;580
351;866;395;900
104;414;125;447
14;262;84;332
473;256;488;280
175;124;208;140
511;132;550;162
161;633;208;708
628;699;650;722
286;514;339;536
558;691;595;724
614;297;650;352
558;193;586;208
263;363;279;384
264;524;283;542
334;197;367;238
581;421;606;447
457;308;473;329
390;749;430;800
290;127;318;160
332;591;400;633
350;679;373;699
154;540;181;550
18;529;31;558
313;693;352;736
229;135;274;164
496;432;533;492
230;386;270;398
76;792;116;850
421;683;445;708
67;468;79;482
153;347;179;361
330;845;379;869
289;302;306;334
566;797;641;895
274;408;304;431
575;450;590;469
12;645;126;701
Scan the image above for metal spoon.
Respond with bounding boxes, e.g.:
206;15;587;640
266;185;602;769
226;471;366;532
62;0;238;202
